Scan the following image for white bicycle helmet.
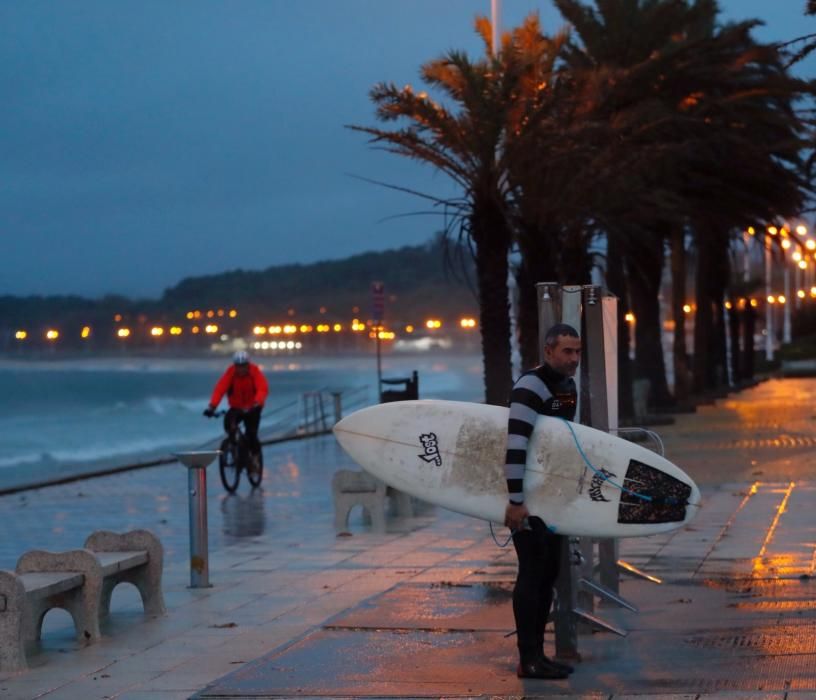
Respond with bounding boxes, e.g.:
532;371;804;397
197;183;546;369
232;350;250;365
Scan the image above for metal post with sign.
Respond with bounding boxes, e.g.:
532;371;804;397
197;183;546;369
371;281;385;399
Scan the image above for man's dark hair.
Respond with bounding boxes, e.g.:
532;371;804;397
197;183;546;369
543;323;579;348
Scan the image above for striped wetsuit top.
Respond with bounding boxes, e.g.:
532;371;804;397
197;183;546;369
505;363;577;505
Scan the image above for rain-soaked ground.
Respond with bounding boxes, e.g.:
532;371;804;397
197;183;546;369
4;377;816;698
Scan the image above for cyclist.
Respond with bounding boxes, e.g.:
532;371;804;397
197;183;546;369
203;350;269;467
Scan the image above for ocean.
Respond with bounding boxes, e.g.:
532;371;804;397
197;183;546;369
0;352;484;492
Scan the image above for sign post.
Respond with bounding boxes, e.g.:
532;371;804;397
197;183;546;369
371;281;385;400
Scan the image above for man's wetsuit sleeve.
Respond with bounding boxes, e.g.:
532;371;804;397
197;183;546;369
504;371;553;504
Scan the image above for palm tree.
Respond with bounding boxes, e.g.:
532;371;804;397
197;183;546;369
551;0;812;403
350;20;519;405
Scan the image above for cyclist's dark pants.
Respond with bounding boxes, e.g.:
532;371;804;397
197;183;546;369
511;516;562;663
223;406;262;454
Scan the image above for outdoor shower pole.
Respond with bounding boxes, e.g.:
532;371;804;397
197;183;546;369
175;450;219;588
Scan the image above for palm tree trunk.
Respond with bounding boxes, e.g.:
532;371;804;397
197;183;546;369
728;297;742;384
605;231;633;419
515;229;558;371
471;202;514;406
670;226;689;402
627;234;673;408
742;301;756;380
693;230;720;392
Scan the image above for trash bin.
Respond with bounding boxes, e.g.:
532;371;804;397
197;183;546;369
380;370;419;403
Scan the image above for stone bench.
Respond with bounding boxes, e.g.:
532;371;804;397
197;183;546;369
0;529;165;673
331;469;414;533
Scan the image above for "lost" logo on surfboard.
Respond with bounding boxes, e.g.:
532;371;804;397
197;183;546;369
589;468;616;502
418;433;442;467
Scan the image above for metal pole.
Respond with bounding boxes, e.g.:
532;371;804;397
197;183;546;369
491;0;501;56
765;238;774;360
188;466;211;588
783;261;792;344
376;333;382;401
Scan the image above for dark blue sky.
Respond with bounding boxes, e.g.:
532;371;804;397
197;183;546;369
1;1;813;298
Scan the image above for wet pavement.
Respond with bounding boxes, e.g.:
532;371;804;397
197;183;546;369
1;378;816;698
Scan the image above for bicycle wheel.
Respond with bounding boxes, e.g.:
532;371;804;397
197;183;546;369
219;437;241;492
247;446;263;488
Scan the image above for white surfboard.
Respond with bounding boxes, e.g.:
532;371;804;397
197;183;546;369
333;399;700;538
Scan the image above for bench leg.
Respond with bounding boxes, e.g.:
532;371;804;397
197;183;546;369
84;530;166;617
0;571;28;673
16;550;102;644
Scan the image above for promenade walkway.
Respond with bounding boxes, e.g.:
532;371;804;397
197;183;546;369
0;378;815;698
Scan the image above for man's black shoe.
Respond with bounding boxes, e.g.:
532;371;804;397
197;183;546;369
516;659;569;680
543;656;574;674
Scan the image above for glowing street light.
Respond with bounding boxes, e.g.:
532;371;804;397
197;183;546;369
118;328;131;338
15;330;27;340
81;326;91;339
45;329;59;341
150;327;164;337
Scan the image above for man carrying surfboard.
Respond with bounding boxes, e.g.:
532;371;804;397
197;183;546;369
504;323;581;680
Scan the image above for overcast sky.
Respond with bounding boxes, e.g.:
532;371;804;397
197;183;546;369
1;1;813;299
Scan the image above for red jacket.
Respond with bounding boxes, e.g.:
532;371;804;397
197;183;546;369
209;363;268;410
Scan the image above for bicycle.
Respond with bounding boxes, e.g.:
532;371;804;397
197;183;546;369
207;410;264;492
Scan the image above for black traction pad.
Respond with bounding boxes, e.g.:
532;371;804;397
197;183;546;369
618;458;691;524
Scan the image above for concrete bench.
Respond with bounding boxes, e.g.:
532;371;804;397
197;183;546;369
331;469;414;533
84;529;166;621
0;529;165;673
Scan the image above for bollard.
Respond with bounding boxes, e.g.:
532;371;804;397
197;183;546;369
174;451;220;588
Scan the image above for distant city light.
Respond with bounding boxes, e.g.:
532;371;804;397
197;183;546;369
767;295;776;304
270;326;282;335
45;329;59;340
283;324;297;334
204;324;218;334
459;317;477;329
191;326;200;334
217;309;224;317
405;325;414;333
114;314;122;322
81;326;91;339
206;310;215;318
793;250;802;261
228;309;238;318
797;225;808;236
782;239;792;250
777;295;786;304
747;227;755;235
150;327;164;336
624;313;635;323
808;240;816;251
253;326;267;335
117;328;131;338
750;299;758;307
186;311;194;320
15;330;27;340
170;326;183;335
425;319;442;329
768;226;778;235
798;290;806;299
800;260;809;270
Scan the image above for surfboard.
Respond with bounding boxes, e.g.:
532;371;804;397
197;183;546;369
333;399;700;538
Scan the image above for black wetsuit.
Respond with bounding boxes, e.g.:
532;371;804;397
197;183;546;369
504;362;577;664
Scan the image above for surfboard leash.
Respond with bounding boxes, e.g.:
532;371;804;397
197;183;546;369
489;521;514;547
558;418;689;507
